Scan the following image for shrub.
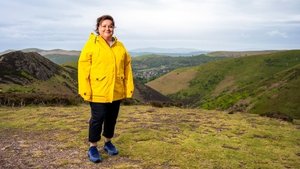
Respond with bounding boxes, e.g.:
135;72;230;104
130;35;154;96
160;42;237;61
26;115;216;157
150;101;163;108
260;111;293;122
121;99;140;105
0;93;81;106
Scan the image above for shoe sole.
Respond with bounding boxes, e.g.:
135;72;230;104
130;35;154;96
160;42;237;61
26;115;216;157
88;154;102;163
104;148;119;156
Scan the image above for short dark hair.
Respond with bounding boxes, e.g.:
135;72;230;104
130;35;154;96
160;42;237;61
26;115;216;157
95;15;115;35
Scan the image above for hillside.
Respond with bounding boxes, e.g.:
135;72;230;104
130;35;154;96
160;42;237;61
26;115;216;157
0;51;79;105
0;51;62;84
132;54;223;82
148;50;300;119
146;67;198;95
133;79;172;103
0;105;299;168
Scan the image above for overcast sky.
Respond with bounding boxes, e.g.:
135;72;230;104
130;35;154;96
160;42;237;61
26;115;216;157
0;0;300;51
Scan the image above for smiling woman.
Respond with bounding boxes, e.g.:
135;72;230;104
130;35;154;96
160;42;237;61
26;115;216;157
77;14;134;163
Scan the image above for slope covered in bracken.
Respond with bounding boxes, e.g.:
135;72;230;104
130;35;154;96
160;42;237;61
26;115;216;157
148;50;300;119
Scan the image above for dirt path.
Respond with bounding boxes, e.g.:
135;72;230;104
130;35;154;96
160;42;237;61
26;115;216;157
0;129;142;169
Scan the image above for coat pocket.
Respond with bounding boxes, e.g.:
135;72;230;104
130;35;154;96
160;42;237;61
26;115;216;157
113;75;125;97
91;76;108;97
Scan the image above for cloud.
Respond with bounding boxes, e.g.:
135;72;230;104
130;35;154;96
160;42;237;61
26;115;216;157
267;30;288;38
0;0;300;51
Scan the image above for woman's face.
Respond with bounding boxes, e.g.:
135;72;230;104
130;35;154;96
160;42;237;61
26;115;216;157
98;19;114;40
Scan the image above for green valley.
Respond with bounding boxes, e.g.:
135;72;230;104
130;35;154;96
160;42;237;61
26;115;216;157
147;50;300;119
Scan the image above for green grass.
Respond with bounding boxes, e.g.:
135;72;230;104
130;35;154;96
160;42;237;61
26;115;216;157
1;105;299;168
44;55;79;65
167;50;300;119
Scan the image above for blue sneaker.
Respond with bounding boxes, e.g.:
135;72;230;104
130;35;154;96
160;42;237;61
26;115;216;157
104;141;119;156
88;146;102;163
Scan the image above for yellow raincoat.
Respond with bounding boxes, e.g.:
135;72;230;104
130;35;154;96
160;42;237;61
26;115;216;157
78;33;134;103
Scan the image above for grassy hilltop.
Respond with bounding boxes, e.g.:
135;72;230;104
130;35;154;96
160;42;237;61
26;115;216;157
147;50;300;119
1;50;300;168
0;104;299;168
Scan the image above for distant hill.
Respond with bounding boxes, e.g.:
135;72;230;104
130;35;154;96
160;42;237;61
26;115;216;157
130;47;208;57
0;48;208;65
207;50;283;57
1;48;285;65
0;48;80;56
147;50;300;119
0;49;80;65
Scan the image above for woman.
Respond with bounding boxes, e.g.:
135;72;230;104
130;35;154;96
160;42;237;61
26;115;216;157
78;15;134;163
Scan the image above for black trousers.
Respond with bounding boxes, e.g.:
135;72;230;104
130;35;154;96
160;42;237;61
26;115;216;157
89;100;121;143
